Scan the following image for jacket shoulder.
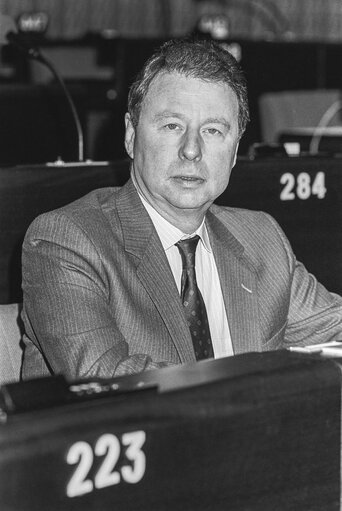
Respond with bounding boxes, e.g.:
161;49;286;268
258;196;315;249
209;203;293;269
210;203;282;234
24;187;121;243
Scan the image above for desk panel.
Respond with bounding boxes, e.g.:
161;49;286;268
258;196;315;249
0;351;340;510
218;156;342;294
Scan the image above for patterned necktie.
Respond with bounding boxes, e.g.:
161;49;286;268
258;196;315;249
176;235;214;360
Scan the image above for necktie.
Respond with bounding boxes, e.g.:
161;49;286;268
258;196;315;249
176;235;214;360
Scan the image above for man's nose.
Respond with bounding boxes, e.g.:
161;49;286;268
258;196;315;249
178;130;202;162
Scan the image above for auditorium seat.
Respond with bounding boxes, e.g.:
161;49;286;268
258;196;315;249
0;303;23;385
259;89;342;144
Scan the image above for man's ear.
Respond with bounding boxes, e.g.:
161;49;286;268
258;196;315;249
232;141;240;168
124;113;135;159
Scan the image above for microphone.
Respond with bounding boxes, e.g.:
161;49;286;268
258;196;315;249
0;14;43;61
0;14;17;43
0;14;85;162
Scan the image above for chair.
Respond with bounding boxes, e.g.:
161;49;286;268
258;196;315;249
0;303;23;385
259;89;342;143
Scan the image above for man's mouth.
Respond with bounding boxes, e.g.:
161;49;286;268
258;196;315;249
173;176;204;183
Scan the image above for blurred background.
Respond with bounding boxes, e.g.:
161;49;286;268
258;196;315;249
0;0;342;164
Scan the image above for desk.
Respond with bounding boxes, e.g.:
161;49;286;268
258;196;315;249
279;127;342;154
219;155;342;294
0;351;340;510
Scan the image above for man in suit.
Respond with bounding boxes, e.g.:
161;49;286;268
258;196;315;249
21;39;342;380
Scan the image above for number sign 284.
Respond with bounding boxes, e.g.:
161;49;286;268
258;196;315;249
280;172;326;201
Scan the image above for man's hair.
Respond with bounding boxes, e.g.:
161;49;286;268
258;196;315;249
127;38;249;138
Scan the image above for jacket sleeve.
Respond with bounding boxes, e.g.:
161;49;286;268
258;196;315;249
21;210;173;380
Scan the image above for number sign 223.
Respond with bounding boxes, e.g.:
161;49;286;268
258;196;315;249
66;430;146;498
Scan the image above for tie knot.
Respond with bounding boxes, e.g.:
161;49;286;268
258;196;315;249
176;235;200;269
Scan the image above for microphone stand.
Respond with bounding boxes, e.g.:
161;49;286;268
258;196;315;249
309;100;342;155
9;36;85;162
32;50;84;162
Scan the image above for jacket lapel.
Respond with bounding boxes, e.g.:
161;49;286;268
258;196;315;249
115;180;196;363
113;180;261;359
206;210;262;355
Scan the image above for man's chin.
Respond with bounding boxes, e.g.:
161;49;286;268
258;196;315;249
169;194;212;212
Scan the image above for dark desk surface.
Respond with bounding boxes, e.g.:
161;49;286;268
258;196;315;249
0;351;340;510
218;155;342;295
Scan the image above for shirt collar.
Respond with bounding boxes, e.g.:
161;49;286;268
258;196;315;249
132;176;212;253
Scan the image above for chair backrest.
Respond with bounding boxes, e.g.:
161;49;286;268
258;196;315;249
259;89;342;143
0;303;23;385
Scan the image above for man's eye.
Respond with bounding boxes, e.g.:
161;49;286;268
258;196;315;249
165;123;179;131
205;128;222;135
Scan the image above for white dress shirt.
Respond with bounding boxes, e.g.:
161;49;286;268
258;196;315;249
135;188;234;358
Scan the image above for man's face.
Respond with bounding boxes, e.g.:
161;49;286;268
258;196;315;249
125;71;240;227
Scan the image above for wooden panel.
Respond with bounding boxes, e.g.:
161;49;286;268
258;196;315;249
0;351;340;510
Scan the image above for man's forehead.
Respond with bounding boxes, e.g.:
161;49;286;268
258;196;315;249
142;71;237;108
147;70;230;91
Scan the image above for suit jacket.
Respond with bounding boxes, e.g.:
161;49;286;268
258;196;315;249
21;179;342;380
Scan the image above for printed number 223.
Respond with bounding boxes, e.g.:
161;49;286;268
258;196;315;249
66;430;146;498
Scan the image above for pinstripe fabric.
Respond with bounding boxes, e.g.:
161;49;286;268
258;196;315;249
21;179;342;380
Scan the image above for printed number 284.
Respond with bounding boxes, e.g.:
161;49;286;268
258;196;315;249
280;172;326;201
